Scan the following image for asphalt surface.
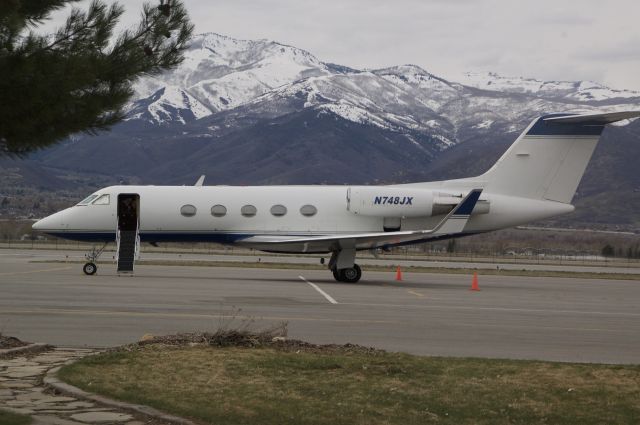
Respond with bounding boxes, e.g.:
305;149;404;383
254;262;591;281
1;250;639;364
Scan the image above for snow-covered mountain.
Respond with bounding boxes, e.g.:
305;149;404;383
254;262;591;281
458;71;640;102
124;33;640;142
127;33;331;123
126;85;211;124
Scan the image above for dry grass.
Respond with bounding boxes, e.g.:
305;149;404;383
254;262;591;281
0;410;31;425
59;344;640;425
0;334;29;349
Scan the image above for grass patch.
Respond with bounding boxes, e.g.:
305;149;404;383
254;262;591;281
0;410;31;425
59;344;640;425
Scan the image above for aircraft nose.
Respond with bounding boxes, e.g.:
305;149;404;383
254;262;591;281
32;215;54;231
32;210;68;232
32;218;43;231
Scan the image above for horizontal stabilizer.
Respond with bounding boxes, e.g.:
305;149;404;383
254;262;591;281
543;111;640;125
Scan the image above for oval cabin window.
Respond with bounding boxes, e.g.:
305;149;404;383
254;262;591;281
241;205;257;217
211;204;227;217
300;204;317;217
180;204;197;217
270;204;287;217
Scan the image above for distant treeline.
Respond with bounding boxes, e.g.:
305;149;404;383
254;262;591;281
601;244;640;259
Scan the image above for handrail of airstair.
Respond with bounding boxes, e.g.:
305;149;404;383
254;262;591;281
134;231;141;261
115;227;121;264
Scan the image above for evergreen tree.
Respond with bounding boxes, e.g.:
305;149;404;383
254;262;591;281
0;0;193;155
601;244;615;257
446;239;456;253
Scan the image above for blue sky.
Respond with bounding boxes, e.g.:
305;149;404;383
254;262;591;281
44;0;640;90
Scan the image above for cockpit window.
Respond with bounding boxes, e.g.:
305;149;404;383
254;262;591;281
77;195;98;205
92;194;110;205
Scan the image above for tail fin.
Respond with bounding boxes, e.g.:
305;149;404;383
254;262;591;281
480;111;640;203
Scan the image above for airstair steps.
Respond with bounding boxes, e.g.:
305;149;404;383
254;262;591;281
117;230;137;273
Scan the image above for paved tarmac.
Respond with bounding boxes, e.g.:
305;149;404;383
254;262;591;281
1;250;639;364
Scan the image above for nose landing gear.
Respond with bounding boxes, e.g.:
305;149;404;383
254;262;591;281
83;243;108;275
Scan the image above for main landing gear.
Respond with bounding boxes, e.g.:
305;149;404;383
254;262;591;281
332;264;362;283
328;249;362;283
83;243;108;275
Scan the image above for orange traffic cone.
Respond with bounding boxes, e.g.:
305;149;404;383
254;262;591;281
470;272;480;291
395;266;403;281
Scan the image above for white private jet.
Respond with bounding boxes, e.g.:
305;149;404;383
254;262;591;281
33;111;640;282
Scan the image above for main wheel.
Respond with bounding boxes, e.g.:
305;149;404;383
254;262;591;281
83;262;97;275
332;267;342;282
339;264;362;283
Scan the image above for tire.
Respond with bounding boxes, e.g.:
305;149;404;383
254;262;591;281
83;262;97;275
332;267;342;282
339;264;362;283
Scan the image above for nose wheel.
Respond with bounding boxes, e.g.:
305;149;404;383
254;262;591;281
83;262;97;275
332;264;362;283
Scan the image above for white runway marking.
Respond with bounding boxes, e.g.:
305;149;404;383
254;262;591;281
299;276;338;304
407;289;426;298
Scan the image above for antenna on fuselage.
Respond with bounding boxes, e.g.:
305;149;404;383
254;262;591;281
194;175;205;186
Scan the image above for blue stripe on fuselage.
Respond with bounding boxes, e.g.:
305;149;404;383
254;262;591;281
41;231;256;244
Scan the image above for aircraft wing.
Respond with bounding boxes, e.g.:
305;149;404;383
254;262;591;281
238;189;482;253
